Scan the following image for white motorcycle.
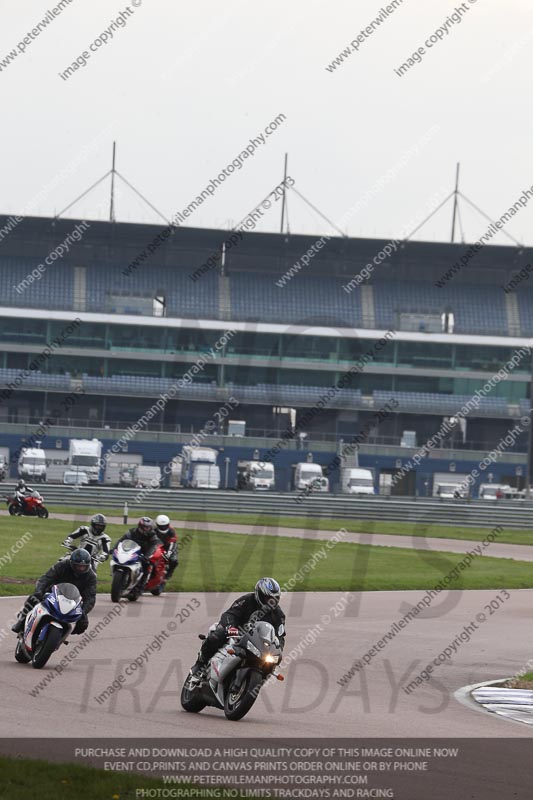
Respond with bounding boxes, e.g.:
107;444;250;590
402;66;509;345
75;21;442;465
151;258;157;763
109;539;144;602
15;583;83;669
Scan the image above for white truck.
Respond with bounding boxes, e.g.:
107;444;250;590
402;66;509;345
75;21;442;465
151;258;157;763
63;469;89;486
237;461;275;491
341;467;375;495
181;446;221;489
294;462;329;493
18;447;47;482
133;465;162;488
191;463;221;489
478;483;513;500
433;472;470;499
67;439;102;484
0;448;9;481
168;457;183;488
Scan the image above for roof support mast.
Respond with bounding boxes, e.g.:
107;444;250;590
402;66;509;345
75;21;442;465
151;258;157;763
280;153;288;234
451;162;460;243
109;141;116;223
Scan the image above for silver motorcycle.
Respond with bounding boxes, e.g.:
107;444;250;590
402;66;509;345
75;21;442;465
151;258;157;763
180;621;284;721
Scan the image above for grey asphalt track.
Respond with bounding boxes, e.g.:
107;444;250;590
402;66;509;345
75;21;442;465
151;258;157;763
1;589;532;739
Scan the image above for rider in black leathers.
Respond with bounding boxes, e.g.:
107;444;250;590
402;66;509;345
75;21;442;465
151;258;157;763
113;517;162;597
11;549;96;635
190;577;286;675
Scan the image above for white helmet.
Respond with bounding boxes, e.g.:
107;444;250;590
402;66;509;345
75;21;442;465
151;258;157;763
155;514;170;533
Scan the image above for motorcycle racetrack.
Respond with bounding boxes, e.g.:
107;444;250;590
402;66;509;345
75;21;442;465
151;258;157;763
1;588;532;739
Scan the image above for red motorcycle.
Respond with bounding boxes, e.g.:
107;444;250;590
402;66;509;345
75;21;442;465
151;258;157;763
145;542;167;596
6;491;49;519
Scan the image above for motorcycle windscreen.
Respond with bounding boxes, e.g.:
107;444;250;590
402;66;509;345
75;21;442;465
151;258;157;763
254;621;276;642
52;582;82;618
116;540;140;563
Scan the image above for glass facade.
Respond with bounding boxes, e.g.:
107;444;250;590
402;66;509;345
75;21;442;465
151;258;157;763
0;317;529;400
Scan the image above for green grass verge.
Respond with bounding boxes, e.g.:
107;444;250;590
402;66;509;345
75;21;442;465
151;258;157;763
2;517;533;597
45;506;533;547
0;756;242;800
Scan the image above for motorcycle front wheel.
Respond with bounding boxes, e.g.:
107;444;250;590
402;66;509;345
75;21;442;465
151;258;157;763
32;626;63;669
111;571;127;603
37;507;49;519
181;676;207;713
224;670;263;721
15;640;31;664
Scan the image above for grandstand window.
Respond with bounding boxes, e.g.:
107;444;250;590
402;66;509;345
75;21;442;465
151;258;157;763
395;375;454;393
49;320;105;349
108;324;166;353
166;362;217;383
226;331;280;358
454;345;524;372
44;355;106;377
452;377;527;400
225;365;277;385
282;334;336;361
166;327;220;355
396;342;453;369
359;374;393;393
0;317;46;344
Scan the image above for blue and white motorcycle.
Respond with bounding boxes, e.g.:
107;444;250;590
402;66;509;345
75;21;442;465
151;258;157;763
15;582;83;669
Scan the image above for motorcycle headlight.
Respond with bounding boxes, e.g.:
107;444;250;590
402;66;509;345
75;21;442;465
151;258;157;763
264;654;279;664
246;640;261;657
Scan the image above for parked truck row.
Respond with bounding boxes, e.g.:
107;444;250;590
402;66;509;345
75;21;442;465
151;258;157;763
7;437;529;497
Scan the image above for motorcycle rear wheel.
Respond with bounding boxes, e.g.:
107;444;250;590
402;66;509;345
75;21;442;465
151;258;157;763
181;677;207;713
224;670;263;721
8;504;18;516
32;626;63;669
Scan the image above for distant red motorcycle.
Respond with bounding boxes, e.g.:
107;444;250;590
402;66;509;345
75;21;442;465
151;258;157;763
145;542;167;596
6;491;49;519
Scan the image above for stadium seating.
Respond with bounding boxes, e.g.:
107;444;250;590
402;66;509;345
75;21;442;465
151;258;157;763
229;272;362;327
516;289;533;336
2;365;517;420
85;262;219;319
0;368;71;391
0;257;527;338
372;281;509;336
375;390;512;417
3;258;74;310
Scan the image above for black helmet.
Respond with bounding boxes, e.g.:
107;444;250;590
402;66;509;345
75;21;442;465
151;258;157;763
90;513;107;535
70;548;91;575
137;517;153;538
17;479;25;489
254;577;281;610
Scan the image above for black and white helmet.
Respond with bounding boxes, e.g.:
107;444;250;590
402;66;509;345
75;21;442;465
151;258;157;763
254;577;281;610
90;513;107;535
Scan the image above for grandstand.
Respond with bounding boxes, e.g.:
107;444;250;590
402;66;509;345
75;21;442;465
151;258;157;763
0;213;532;496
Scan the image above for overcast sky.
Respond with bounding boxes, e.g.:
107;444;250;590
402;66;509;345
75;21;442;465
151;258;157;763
1;0;532;245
